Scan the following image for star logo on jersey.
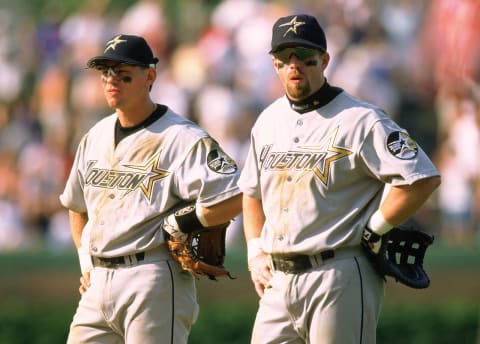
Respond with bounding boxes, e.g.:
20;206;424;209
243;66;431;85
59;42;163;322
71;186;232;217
259;127;352;186
300;127;352;185
104;35;127;53
279;16;306;37
124;153;170;201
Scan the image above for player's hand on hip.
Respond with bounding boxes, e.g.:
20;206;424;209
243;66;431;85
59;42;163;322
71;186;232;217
248;252;273;297
79;271;91;295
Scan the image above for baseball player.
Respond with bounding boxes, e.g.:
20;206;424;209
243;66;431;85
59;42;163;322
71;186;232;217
238;14;441;344
60;34;242;344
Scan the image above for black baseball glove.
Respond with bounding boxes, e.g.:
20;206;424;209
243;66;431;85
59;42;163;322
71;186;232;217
362;219;434;289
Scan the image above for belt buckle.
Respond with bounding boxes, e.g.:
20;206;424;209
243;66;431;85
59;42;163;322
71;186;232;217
102;256;125;268
104;260;121;268
92;256;125;268
272;255;311;274
274;258;297;274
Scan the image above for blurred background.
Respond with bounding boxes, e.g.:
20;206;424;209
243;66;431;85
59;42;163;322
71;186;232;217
0;0;479;343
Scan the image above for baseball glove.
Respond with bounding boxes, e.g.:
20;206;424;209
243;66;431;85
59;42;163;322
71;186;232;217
362;219;434;289
166;223;234;280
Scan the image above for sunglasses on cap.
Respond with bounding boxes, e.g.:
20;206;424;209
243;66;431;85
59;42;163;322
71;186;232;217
272;46;319;63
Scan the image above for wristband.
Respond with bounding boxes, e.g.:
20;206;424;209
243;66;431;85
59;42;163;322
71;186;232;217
367;209;394;235
77;246;93;274
247;237;263;262
173;204;205;233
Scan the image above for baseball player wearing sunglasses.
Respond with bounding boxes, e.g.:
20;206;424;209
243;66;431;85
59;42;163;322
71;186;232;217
238;14;440;344
60;34;242;344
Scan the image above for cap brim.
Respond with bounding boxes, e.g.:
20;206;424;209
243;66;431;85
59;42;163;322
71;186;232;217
270;39;326;54
86;55;150;69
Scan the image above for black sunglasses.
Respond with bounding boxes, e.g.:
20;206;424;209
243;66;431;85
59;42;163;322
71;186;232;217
272;47;318;62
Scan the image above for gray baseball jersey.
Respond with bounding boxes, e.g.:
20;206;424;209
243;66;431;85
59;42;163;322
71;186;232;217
238;91;439;255
60;106;240;257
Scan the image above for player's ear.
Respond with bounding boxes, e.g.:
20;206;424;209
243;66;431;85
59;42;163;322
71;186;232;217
146;67;156;90
321;52;330;70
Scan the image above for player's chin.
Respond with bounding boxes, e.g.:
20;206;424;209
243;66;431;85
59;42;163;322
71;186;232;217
105;96;122;108
287;84;310;100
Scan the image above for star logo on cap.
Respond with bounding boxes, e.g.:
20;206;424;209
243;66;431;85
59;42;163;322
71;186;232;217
104;35;127;53
279;16;306;37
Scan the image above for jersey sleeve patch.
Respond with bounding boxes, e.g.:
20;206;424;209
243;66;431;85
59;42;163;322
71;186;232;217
207;148;238;174
386;131;418;160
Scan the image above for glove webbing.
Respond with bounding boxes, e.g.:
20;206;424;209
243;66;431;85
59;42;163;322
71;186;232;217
385;229;434;266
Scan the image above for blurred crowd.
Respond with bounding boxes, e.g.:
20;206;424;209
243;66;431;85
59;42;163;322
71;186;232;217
0;0;479;252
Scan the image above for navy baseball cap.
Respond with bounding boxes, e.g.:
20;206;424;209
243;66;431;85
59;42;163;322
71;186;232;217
87;34;159;68
270;14;327;53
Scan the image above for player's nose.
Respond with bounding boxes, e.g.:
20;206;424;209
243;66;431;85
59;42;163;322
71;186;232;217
101;74;120;85
284;54;307;68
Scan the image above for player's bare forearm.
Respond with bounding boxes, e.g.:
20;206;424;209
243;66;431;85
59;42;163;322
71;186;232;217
242;195;265;241
69;210;88;249
380;175;441;225
199;193;243;226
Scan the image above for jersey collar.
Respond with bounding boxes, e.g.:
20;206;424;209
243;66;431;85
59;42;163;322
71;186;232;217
287;79;343;114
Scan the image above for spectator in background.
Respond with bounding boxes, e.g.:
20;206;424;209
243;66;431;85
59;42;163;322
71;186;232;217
118;0;171;67
0;150;25;250
0;0;476;252
193;83;254;245
415;0;480;93
435;93;480;246
415;0;480;245
59;0;111;71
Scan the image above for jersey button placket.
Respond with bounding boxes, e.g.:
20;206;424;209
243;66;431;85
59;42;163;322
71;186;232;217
276;118;300;248
293;119;301;144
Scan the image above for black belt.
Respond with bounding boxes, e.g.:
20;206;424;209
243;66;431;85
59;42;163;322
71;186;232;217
91;252;145;268
271;250;335;274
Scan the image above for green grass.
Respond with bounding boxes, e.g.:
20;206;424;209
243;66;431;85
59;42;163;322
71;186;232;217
425;244;480;270
0;299;476;344
0;249;78;273
0;300;74;344
378;302;479;344
189;302;257;344
0;245;478;343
